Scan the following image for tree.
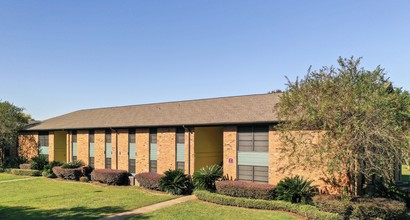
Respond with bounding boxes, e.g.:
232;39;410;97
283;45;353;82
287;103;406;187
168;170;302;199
0;101;29;164
276;57;410;196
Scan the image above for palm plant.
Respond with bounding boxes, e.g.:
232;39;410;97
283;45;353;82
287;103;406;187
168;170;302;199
275;175;316;204
192;164;223;192
159;169;192;195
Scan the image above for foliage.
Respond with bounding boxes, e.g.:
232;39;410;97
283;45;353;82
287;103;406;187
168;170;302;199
276;57;410;196
43;161;63;178
159;169;192;195
10;168;41;176
79;176;89;182
91;169;129;185
135;172;164;190
275;176;315;204
215;180;275;200
369;181;410;206
19;163;31;170
313;195;407;219
52;166;83;180
30;155;49;170
0;101;29;164
1;156;28;169
61;160;84;169
194;190;341;220
192;164;223;191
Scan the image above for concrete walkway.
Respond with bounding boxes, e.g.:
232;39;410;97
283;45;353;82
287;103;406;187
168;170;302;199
100;195;196;220
0;177;38;183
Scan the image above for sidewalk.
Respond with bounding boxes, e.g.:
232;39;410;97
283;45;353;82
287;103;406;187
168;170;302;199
100;195;196;220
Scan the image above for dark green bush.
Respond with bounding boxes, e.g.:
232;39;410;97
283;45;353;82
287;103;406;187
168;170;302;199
11;169;41;176
135;172;164;190
313;195;407;220
1;156;28;169
370;181;410;206
194;190;341;220
276;175;316;204
215;180;275;200
30;155;48;170
192;164;223;191
52;166;83;180
159;169;193;195
43;161;63;178
91;169;129;185
61;160;85;169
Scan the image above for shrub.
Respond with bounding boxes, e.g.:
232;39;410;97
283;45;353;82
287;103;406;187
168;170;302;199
30;155;48;170
313;195;407;220
61;160;84;169
215;180;275;200
276;175;316;204
192;164;223;191
159;169;193;195
79;176;89;182
194;190;341;220
43;161;63;178
1;156;28;169
370;181;410;206
91;169;129;185
4;168;12;173
19;163;31;170
52;166;83;180
135;172;164;190
11;169;41;176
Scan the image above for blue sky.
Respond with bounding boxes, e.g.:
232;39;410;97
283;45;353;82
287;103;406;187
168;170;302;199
1;1;409;120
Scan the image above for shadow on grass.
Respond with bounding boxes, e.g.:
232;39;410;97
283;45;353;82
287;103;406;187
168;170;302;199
0;205;138;220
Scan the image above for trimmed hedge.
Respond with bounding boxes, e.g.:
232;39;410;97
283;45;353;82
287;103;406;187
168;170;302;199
216;180;275;200
135;172;164;190
194;190;341;220
19;163;31;170
91;169;129;185
52;166;83;180
10;169;41;176
313;195;407;220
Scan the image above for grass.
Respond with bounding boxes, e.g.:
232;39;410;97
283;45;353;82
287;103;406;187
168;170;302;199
0;173;30;181
0;177;175;220
128;200;299;220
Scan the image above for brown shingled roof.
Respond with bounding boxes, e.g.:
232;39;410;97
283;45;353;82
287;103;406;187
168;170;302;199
27;93;280;131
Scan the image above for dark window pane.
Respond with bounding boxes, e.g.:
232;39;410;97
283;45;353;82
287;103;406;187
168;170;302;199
129;159;136;174
72;131;77;142
149;160;157;173
89;130;94;143
176;128;185;144
129;133;136;144
72;156;77;161
176;162;185;171
149;129;157;144
238;165;268;183
105;131;111;143
89;157;94;168
105;158;112;169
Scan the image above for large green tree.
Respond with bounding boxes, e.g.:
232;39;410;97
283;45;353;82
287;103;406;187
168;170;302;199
276;57;410;196
0;101;29;163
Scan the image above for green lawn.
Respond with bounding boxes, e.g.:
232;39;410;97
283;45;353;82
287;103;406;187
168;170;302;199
0;173;30;181
0;177;175;220
129;201;299;220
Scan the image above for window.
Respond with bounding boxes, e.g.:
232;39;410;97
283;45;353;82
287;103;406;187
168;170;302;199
149;128;157;173
176;128;185;171
89;130;95;168
129;129;136;174
237;126;269;183
105;130;112;169
39;131;49;159
72;131;77;161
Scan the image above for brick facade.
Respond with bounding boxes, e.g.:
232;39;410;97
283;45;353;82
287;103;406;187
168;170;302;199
18;132;39;160
77;130;89;165
94;130;105;169
157;128;176;173
223;126;237;180
136;128;149;173
117;129;129;171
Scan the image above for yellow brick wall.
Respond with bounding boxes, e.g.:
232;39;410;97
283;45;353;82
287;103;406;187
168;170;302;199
117;129;129;171
77;130;89;164
157;128;176;173
18;132;39;160
94;130;105;169
223;126;237;180
136;128;149;173
184;128;195;175
48;132;54;161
